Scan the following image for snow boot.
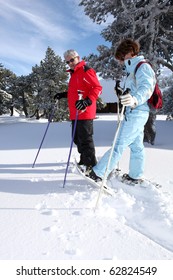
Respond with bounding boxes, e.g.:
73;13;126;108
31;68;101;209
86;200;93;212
87;168;102;183
121;173;142;185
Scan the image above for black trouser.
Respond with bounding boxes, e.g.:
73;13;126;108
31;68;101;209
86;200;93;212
144;112;156;144
72;119;97;167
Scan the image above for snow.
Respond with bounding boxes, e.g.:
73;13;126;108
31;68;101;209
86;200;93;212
0;113;173;263
99;79;118;103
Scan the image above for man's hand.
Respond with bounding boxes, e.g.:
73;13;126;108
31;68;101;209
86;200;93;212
120;94;138;108
75;97;92;110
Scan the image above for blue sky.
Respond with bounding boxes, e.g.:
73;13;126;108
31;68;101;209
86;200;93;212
0;0;110;76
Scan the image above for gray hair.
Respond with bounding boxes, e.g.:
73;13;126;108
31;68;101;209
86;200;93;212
63;49;79;59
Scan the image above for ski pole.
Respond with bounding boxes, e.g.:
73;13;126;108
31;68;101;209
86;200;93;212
32;100;58;168
114;80;123;172
94;87;130;210
94;105;125;210
62;91;84;188
116;99;121;172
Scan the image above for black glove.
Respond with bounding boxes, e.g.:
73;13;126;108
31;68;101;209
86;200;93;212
75;97;92;110
54;92;67;100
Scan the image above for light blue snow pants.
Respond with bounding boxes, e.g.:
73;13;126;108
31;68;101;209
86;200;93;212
93;110;149;179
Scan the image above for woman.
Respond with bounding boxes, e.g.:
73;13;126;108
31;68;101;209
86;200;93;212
87;38;156;184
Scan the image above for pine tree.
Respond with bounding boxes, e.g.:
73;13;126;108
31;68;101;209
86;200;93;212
30;47;69;120
80;0;173;78
0;64;15;115
161;74;173;118
11;75;34;117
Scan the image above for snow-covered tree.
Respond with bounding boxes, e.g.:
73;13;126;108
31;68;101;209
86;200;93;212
0;90;12;115
30;47;69;120
160;73;173;118
162;85;173;119
9;75;34;117
0;64;15;115
80;0;173;79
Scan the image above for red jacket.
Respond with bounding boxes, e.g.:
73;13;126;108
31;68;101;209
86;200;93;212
67;60;102;120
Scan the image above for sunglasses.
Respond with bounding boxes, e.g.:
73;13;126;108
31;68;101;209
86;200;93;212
66;56;77;64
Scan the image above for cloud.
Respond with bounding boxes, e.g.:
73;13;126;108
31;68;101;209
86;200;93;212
0;0;77;41
0;0;106;75
68;0;104;34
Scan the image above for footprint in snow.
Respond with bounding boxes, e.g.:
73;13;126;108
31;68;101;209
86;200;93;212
42;251;50;256
64;248;81;256
72;210;81;216
41;209;58;216
43;225;59;232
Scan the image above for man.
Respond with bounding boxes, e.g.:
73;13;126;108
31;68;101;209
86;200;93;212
86;38;156;184
54;50;102;170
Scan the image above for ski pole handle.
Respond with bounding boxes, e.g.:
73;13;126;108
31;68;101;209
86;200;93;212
123;88;131;95
77;90;86;113
115;80;123;97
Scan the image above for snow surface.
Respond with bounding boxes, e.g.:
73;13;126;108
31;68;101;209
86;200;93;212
99;79;118;103
0;113;173;260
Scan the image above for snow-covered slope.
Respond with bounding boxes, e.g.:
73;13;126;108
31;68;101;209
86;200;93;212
0;114;173;261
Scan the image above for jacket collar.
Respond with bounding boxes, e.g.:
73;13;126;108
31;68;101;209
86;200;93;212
124;55;145;74
66;60;86;74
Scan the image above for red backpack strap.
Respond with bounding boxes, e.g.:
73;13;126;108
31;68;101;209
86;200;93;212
134;61;146;75
134;61;153;75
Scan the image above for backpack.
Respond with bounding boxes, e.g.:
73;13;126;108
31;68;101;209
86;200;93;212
84;64;91;72
134;61;163;109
